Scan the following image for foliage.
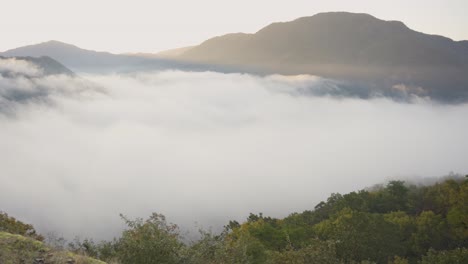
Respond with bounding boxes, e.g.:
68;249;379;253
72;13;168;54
0;211;44;241
182;230;227;264
266;239;342;264
419;248;468;264
2;177;467;264
313;208;404;263
116;213;183;264
0;231;105;264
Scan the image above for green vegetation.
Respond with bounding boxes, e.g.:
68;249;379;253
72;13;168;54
0;211;106;263
0;231;105;264
0;211;44;241
2;177;467;263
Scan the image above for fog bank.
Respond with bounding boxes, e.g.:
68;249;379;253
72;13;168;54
1;70;467;240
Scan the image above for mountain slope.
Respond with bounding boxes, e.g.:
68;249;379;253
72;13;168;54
155;46;194;58
180;12;468;102
1;41;148;72
183;12;468;67
0;41;211;74
0;56;74;77
127;46;195;59
0;231;105;264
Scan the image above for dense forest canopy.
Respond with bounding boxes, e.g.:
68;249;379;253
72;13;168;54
1;176;467;263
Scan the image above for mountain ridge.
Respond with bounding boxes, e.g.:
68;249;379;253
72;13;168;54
0;40;147;72
2;12;468;102
0;40;211;74
182;12;468;66
178;12;468;102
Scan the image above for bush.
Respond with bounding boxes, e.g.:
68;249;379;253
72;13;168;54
117;213;183;264
0;211;43;241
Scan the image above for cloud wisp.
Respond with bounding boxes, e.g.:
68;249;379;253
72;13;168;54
1;68;468;240
0;57;96;115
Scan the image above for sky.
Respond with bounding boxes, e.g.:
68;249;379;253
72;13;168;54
1;0;467;53
1;57;468;239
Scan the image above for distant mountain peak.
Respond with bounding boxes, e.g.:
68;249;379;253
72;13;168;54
179;12;468;102
43;40;82;48
43;40;71;45
306;11;378;19
302;11;406;25
259;12;410;34
3;40;80;52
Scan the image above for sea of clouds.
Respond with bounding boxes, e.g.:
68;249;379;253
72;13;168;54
1;58;468;240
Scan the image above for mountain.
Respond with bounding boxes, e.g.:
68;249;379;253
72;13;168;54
0;55;74;77
4;14;468;102
1;40;147;72
155;46;195;58
126;46;194;59
0;41;247;76
180;12;468;102
0;41;194;73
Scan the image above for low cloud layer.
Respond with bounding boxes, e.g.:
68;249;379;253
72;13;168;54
1;68;468;241
0;57;92;114
0;57;44;77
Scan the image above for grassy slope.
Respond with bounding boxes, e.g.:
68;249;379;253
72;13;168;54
0;232;106;264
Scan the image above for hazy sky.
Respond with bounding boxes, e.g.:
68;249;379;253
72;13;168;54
2;0;467;53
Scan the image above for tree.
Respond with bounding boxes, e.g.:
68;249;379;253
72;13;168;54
370;181;409;213
314;208;404;263
117;213;183;264
267;239;342;264
419;248;468;264
184;229;230;264
446;179;468;246
411;211;449;256
220;223;269;263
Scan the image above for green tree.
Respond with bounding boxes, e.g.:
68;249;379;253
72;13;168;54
117;213;183;264
446;179;468;246
371;181;409;213
410;211;448;256
314;208;404;263
220;223;269;263
184;229;227;264
419;248;468;264
267;239;342;264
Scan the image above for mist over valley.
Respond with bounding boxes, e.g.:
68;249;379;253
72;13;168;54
1;7;467;263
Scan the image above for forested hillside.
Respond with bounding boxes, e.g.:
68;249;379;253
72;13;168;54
1;177;467;263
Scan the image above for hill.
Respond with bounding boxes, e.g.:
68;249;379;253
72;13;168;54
2;176;466;263
1;41;147;72
0;211;105;264
0;232;106;264
0;56;74;77
180;12;468;102
0;41;198;73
